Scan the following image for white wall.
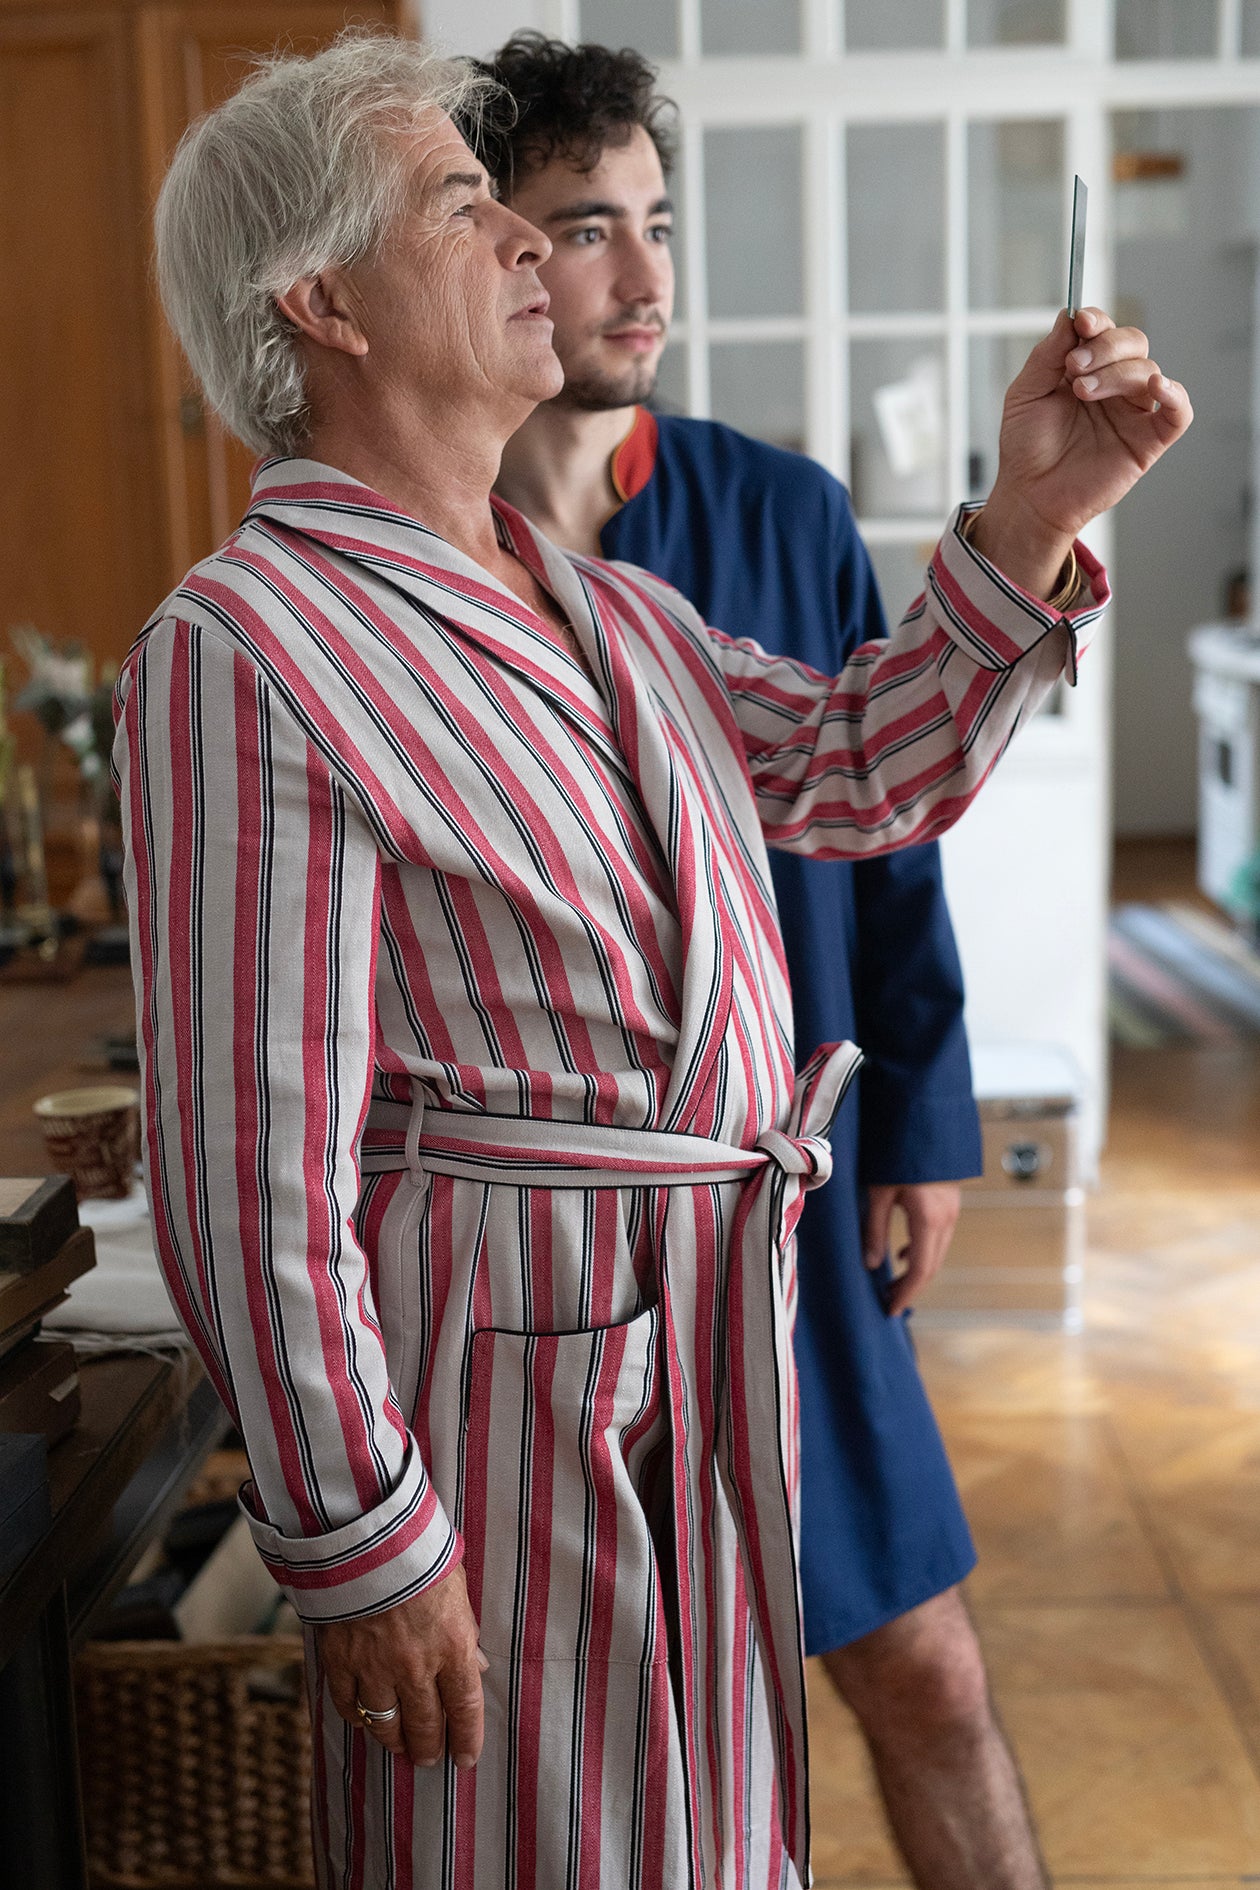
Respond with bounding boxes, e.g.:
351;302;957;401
415;0;543;54
941;751;1110;1171
1112;107;1254;837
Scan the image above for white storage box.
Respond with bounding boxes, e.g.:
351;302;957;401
1188;624;1260;911
912;1043;1086;1330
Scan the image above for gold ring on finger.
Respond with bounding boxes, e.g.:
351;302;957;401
355;1696;401;1728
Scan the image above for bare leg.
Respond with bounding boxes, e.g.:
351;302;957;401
821;1587;1048;1890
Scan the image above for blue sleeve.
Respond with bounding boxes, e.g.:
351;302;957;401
833;497;984;1184
852;848;982;1184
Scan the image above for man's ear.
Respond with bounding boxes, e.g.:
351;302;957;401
274;270;370;358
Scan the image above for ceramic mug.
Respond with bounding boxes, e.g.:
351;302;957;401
33;1085;140;1201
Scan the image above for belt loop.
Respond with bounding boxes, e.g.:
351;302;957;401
405;1092;427;1189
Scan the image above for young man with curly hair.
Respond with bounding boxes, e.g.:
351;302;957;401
482;34;1045;1889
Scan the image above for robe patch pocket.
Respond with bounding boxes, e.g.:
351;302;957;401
460;1307;668;1666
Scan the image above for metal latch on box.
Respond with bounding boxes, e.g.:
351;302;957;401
1001;1140;1052;1183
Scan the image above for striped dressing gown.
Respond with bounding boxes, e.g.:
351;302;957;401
114;458;1106;1890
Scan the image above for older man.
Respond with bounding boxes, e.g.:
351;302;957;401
120;31;1187;1890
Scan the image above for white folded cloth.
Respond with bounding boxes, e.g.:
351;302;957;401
44;1181;186;1349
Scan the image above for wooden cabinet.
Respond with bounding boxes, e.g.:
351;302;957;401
136;2;398;577
0;5;157;668
0;0;399;673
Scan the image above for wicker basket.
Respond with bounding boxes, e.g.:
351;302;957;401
74;1637;314;1890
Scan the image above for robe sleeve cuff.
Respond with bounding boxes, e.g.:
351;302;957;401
240;1439;463;1623
858;1087;983;1186
928;501;1111;687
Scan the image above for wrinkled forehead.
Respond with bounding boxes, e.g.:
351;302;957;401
396;107;490;213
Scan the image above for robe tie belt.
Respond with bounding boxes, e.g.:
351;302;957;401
359;1039;863;1884
360;1095;847;1192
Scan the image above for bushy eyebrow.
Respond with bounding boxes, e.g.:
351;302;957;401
543;195;674;224
435;169;488;201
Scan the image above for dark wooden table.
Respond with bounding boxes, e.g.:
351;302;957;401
0;963;137;1172
0;964;229;1889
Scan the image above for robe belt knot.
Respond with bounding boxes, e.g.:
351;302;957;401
752;1128;834;1189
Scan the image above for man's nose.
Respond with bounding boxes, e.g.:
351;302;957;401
498;202;552;269
614;236;670;308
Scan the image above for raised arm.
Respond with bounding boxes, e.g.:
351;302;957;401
716;307;1191;858
710;501;1103;857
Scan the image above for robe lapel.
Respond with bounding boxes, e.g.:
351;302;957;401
246;465;736;1133
499;517;737;1141
243;462;627;777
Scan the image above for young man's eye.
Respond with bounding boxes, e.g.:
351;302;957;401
649;224;674;243
571;226;603;245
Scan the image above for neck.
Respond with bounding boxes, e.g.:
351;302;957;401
497;400;636;557
296;382;590;640
301;388;528;569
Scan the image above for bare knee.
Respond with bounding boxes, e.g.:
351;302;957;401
820;1588;992;1746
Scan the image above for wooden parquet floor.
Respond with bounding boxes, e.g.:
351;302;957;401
809;841;1260;1884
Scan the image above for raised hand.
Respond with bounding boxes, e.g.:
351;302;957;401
972;306;1192;601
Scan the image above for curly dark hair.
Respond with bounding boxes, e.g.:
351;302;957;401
468;33;678;192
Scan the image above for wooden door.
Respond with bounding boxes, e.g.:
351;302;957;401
0;0;400;690
0;4;161;665
135;0;398;582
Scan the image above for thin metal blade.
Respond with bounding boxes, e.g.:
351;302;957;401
1068;174;1088;317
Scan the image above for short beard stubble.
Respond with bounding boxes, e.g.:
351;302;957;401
553;355;660;412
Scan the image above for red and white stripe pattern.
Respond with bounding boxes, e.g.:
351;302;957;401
114;460;1105;1890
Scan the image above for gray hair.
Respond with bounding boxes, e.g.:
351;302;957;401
154;32;495;456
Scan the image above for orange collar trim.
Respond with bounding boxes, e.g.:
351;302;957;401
610;406;659;505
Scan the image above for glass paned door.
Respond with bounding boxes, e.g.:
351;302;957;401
1114;0;1218;60
967;0;1066;46
842;0;946;50
968;119;1065;309
567;1;1120;1169
709;341;807;449
847;122;946;313
701;0;802;55
576;0;679;58
703;126;805;317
